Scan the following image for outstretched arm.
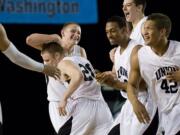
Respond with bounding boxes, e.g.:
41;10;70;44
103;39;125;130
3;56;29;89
26;33;61;50
127;45;150;124
0;24;60;78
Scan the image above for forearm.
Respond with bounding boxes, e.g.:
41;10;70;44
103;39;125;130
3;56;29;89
127;83;139;105
63;75;83;100
2;42;44;72
103;78;127;91
26;33;60;48
113;80;127;91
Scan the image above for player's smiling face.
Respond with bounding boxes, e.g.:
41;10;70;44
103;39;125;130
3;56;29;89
106;22;125;45
122;0;143;23
142;20;164;47
61;24;81;47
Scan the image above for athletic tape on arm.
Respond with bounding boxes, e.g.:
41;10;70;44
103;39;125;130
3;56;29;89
2;42;44;72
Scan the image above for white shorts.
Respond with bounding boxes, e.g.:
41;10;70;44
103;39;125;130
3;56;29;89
49;100;73;133
157;103;180;135
109;92;157;135
58;98;113;135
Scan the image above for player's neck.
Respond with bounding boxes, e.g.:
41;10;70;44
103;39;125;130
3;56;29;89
119;38;131;54
151;39;169;56
132;14;145;28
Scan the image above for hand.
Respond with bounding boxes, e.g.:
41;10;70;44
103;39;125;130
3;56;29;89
109;47;117;63
132;100;150;124
54;34;62;45
43;65;60;79
166;70;180;82
59;99;67;116
96;71;115;84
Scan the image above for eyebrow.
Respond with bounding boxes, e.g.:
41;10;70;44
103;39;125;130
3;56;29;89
123;2;135;6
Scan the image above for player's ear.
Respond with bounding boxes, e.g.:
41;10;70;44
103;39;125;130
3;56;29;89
160;28;166;37
137;4;143;12
122;27;127;33
61;30;65;37
55;52;61;60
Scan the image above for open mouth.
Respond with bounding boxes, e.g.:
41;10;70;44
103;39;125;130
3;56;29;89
124;12;130;18
143;36;150;41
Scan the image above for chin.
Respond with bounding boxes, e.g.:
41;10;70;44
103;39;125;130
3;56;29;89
145;42;151;46
110;42;117;46
125;17;132;22
73;41;79;45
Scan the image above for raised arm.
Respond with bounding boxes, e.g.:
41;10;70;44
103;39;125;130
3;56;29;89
0;24;11;51
26;33;61;50
0;24;59;78
127;45;150;124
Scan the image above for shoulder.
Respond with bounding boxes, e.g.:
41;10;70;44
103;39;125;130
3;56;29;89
129;39;143;49
58;58;76;71
170;40;180;47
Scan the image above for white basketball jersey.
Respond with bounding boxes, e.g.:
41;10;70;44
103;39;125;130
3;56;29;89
63;56;102;100
47;45;82;101
138;40;180;112
47;77;66;101
64;45;81;57
114;39;139;98
130;17;147;45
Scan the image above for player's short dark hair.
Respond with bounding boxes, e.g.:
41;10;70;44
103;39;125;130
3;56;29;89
62;22;80;30
41;42;64;55
133;0;147;12
107;16;127;29
147;13;172;37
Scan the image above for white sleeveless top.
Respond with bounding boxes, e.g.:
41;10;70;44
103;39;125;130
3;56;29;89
64;45;81;57
47;45;82;101
138;40;180;112
63;56;102;100
130;17;147;45
114;39;139;98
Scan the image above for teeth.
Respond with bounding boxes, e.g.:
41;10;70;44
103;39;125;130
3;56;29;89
125;13;129;16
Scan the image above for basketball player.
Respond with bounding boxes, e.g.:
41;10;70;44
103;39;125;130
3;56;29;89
123;0;147;44
109;0;147;63
39;42;71;134
26;22;87;58
40;42;113;135
26;23;89;134
96;16;157;135
127;13;180;135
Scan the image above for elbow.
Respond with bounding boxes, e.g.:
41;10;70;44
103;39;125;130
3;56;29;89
77;73;84;82
26;33;39;46
75;72;83;85
26;35;33;46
